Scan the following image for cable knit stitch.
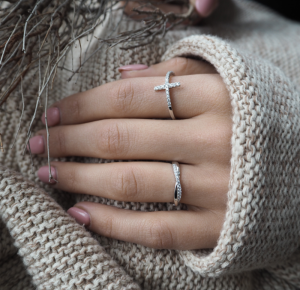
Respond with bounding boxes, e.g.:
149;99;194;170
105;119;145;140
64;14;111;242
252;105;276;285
1;0;300;289
0;167;140;289
162;34;300;276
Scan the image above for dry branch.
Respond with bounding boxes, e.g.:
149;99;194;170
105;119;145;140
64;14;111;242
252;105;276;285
0;0;193;178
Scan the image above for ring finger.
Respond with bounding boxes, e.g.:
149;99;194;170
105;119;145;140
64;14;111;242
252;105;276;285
38;161;229;209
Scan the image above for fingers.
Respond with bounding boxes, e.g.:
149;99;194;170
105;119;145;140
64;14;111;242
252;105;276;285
119;57;217;79
38;161;229;209
31;117;232;164
42;74;229;126
68;202;224;250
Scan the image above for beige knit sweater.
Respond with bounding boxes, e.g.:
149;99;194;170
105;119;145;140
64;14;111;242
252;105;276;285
1;0;300;289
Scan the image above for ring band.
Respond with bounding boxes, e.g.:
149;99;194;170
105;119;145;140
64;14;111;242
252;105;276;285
172;161;182;206
154;71;180;120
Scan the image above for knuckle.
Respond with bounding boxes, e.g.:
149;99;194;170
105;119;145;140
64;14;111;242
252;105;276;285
111;80;135;114
98;121;130;157
214;121;232;146
65;168;78;191
197;120;232;163
67;97;81;121
210;76;231;112
112;166;139;201
55;128;67;154
196;119;232;148
147;219;174;249
100;213;114;237
171;57;189;75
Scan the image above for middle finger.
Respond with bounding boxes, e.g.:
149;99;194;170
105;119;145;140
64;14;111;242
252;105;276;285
32;116;231;164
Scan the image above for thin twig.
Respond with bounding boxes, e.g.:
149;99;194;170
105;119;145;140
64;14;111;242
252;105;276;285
1;0;193;158
0;133;4;153
0;0;23;26
0;15;22;65
10;75;25;149
22;0;46;52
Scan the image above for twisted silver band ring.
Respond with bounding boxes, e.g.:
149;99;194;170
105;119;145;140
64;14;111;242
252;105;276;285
154;71;180;120
172;161;182;206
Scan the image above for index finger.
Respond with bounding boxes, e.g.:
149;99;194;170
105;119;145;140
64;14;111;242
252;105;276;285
42;75;229;126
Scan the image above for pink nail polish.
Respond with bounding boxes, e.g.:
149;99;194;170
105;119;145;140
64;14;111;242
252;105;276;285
41;107;60;126
118;64;148;72
38;166;57;184
28;135;44;154
67;207;90;226
195;0;217;17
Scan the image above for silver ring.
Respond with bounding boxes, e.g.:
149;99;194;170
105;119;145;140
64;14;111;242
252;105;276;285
154;71;180;120
172;161;182;206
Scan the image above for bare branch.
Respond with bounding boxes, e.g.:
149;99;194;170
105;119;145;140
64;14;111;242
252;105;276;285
0;15;22;65
0;0;193;166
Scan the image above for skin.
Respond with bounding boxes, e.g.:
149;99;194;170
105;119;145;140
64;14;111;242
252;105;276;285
32;57;232;250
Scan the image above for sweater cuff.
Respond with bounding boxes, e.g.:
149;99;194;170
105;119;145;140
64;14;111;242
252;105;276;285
0;167;140;289
162;35;300;276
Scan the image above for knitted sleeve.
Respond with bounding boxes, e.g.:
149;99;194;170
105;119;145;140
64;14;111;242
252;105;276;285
0;166;140;290
162;35;300;277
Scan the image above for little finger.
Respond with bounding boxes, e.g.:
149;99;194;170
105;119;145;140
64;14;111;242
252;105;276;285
67;202;224;250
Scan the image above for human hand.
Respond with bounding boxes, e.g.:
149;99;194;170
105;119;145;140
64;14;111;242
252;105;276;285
30;57;232;250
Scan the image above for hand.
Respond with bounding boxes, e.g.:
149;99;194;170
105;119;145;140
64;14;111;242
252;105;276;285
30;57;232;250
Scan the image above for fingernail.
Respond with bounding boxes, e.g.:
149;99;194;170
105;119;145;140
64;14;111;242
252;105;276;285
41;107;60;126
28;135;44;154
118;64;148;72
38;166;57;184
67;207;90;226
195;0;217;17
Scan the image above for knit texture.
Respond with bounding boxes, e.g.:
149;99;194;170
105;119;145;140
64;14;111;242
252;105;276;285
1;0;300;289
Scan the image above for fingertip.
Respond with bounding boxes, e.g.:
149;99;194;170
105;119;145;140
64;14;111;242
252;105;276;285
120;71;133;79
68;206;91;227
38;165;57;184
195;0;218;17
28;135;45;154
41;107;60;126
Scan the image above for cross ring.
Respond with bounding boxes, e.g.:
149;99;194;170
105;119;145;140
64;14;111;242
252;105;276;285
154;71;180;120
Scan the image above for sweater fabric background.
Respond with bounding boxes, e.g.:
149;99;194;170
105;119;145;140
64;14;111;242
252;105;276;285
1;0;300;289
